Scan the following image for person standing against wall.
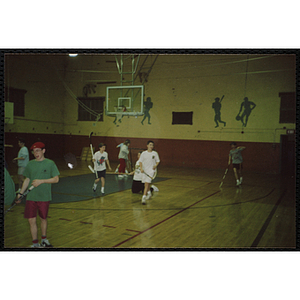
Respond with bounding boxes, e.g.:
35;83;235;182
13;138;29;193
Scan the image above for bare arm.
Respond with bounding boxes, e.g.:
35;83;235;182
228;155;231;165
16;177;31;202
106;159;112;171
153;161;160;170
13;157;25;161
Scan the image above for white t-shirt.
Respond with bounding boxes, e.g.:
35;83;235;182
133;159;142;181
139;150;160;178
118;144;129;159
93;151;108;171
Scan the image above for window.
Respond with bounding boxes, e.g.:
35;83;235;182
5;87;27;117
172;112;193;125
77;97;104;121
279;92;296;124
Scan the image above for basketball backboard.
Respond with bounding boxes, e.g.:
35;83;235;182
106;85;144;116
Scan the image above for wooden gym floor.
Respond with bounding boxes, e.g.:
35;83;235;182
3;159;296;249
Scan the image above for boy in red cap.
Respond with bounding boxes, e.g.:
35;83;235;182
16;142;60;248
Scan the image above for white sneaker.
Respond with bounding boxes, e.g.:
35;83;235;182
141;195;146;205
30;243;41;248
151;185;159;192
101;187;104;194
236;180;241;186
146;191;152;200
92;184;97;192
239;177;243;184
118;175;124;179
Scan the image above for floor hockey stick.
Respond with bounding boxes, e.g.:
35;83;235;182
4;185;34;216
219;168;229;188
88;165;131;176
89;132;98;179
144;169;157;180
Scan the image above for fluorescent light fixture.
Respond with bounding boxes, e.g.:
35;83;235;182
69;54;78;57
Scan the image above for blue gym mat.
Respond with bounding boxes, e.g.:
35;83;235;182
51;173;168;204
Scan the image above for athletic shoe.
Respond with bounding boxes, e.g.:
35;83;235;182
141;195;146;205
118;175;124;179
240;177;243;184
146;191;152;200
101;188;105;194
41;239;53;248
151;185;159;192
236;180;241;186
92;186;96;192
30;243;40;248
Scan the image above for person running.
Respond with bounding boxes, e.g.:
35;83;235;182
228;142;246;186
115;141;130;174
139;141;160;204
130;151;159;195
118;139;130;178
13;138;29;193
92;143;112;194
16;142;60;248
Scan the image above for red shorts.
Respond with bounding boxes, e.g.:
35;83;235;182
119;158;126;173
24;200;50;219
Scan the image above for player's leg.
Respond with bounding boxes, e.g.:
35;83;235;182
28;217;39;246
118;159;126;178
239;163;243;183
24;200;40;247
39;201;53;247
93;173;100;192
101;176;105;194
233;165;241;186
17;167;25;192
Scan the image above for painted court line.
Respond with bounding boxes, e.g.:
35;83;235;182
112;190;220;248
250;189;287;248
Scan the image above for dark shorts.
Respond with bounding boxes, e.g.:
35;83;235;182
96;169;106;179
131;180;154;194
232;163;243;170
24;200;50;219
132;180;144;193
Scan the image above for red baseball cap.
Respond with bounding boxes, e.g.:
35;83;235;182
30;142;45;150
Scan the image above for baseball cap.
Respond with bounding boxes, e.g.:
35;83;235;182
30;142;45;150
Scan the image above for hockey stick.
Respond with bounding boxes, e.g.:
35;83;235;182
88;165;131;176
219;168;229;188
4;185;35;216
89;132;98;179
144;169;157;180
